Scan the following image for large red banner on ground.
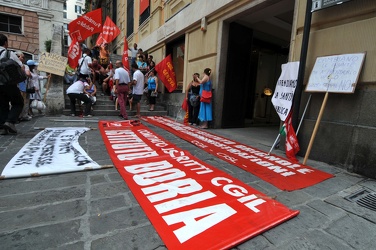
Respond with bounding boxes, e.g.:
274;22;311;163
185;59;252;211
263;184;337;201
142;116;334;191
98;120;298;250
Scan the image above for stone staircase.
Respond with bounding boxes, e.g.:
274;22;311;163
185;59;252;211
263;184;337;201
63;84;167;118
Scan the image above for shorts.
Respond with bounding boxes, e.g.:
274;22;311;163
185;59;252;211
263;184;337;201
132;94;142;104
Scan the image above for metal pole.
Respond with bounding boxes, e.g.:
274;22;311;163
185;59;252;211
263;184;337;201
292;0;313;130
296;94;312;135
268;94;312;155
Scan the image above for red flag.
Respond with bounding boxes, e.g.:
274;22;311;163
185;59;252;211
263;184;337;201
67;36;81;69
122;37;130;71
280;111;300;162
68;8;102;42
95;16;120;46
154;54;177;92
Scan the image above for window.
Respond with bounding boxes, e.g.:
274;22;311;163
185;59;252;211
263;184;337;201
63;12;67;19
75;5;82;14
64;35;68;46
63;2;67;10
0;14;22;34
139;5;150;25
127;0;134;37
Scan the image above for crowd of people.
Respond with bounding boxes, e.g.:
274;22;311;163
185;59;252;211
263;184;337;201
0;32;213;135
0;34;50;135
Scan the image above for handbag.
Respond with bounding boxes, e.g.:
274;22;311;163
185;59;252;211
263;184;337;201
30;99;46;110
189;94;200;107
26;78;35;94
200;90;212;103
30;92;46;110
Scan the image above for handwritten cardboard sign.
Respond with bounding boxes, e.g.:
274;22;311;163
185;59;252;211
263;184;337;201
306;53;366;93
38;52;68;76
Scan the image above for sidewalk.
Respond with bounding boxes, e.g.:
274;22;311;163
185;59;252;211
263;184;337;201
0;115;375;250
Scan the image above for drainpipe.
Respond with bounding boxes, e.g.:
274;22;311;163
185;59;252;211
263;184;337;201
292;0;312;130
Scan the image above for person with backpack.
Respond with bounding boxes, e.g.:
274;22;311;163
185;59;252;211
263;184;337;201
77;48;92;79
0;34;25;135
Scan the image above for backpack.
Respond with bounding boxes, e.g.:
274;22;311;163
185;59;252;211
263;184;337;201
0;49;27;85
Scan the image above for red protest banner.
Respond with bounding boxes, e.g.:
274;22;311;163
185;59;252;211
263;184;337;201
98;120;298;250
67;36;81;69
68;8;103;42
142;116;334;191
122;36;130;71
155;54;177;92
95;16;120;46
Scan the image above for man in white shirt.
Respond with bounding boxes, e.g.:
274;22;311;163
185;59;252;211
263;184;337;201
77;48;93;79
113;60;131;119
0;34;25;135
66;77;93;117
131;63;145;118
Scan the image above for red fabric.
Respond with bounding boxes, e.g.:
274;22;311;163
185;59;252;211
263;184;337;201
68;8;103;42
98;120;299;250
140;0;149;14
67;36;81;69
284;111;300;163
142;116;334;191
95;16;120;46
154;54;177;92
122;37;130;71
181;98;188;111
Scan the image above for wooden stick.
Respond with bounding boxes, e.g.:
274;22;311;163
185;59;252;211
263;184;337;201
43;74;52;103
303;92;329;165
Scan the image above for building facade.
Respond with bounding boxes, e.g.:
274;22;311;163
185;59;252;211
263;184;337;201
0;0;65;59
94;0;376;178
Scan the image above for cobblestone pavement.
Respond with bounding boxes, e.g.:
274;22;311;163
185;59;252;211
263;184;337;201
0;115;375;250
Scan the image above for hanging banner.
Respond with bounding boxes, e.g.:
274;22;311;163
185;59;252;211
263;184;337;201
98;120;299;250
271;61;299;121
95;16;121;46
154;54;177;92
142;116;334;191
140;0;150;14
68;8;103;42
1;128;101;179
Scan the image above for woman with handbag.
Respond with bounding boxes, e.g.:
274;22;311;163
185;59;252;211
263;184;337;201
186;73;201;125
194;68;213;129
26;60;49;116
147;69;158;111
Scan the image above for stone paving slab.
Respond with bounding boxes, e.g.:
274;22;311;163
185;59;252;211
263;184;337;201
0;115;375;250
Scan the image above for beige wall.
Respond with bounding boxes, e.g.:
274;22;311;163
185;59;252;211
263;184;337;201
292;0;376;84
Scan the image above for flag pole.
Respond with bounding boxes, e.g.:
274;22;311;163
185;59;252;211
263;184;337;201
268;94;312;156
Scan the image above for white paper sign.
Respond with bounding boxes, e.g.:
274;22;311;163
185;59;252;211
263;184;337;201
306;53;366;93
272;62;300;121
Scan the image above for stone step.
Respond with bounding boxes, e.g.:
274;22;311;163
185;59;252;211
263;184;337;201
62;108;167;117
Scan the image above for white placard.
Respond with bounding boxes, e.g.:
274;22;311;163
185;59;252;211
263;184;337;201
272;61;300;121
306;53;366;93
